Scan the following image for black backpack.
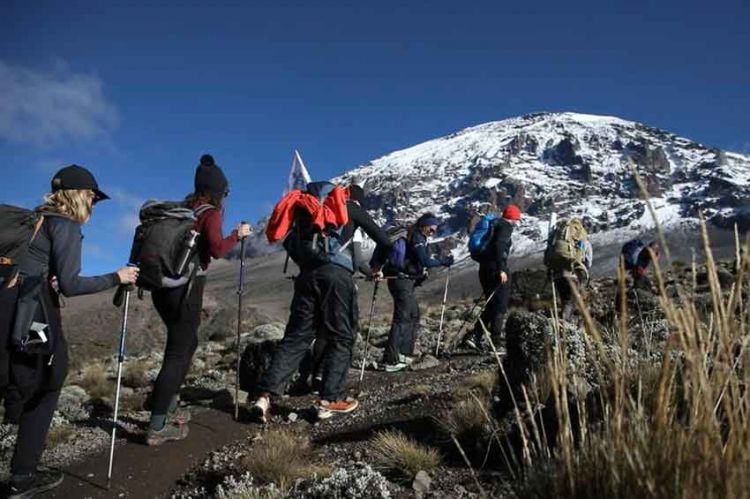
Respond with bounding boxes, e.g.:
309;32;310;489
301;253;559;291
0;205;46;288
128;201;212;291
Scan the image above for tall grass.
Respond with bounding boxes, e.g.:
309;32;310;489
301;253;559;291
494;168;750;498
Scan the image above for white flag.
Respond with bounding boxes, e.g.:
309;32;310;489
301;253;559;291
287;149;312;193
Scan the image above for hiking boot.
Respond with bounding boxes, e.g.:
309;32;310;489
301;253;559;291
8;468;64;498
463;336;487;354
311;376;323;396
249;395;271;424
399;354;415;365
316;398;359;419
384;362;408;373
145;422;189;446
167;406;191;425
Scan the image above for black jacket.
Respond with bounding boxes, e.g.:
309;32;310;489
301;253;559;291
289;200;391;273
406;231;443;275
479;218;514;274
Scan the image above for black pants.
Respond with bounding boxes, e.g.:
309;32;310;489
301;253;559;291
384;278;420;364
259;264;355;402
150;276;205;416
1;285;68;476
553;276;577;321
471;267;510;342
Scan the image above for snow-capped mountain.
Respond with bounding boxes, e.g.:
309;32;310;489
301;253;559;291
336;112;750;259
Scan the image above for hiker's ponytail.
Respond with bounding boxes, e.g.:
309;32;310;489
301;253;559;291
36;189;93;223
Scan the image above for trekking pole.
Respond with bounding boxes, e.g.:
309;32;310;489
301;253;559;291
435;267;451;356
107;282;134;489
235;224;248;421
358;280;380;387
452;287;499;352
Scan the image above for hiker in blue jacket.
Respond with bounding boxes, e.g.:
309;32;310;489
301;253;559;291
381;213;453;372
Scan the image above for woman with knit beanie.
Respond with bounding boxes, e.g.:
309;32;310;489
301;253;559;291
146;154;251;445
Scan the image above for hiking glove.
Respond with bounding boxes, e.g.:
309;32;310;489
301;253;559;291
442;255;454;266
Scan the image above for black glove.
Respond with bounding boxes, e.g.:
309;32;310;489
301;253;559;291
442;255;455;267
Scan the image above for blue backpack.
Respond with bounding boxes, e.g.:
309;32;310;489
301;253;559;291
621;238;646;270
468;214;497;261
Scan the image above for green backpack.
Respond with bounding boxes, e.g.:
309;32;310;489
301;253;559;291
544;218;588;272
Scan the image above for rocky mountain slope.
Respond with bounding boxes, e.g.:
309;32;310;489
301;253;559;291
335;112;750;259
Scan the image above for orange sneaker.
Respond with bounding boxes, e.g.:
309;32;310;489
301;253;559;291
317;398;359;419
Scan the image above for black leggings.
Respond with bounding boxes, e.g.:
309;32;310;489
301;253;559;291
150;276;205;416
384;278;420;364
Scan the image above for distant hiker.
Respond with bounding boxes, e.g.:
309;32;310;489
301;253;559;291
253;182;391;421
622;239;659;291
138;154;250;446
463;204;521;351
544;217;592;321
380;213;454;372
0;165;139;498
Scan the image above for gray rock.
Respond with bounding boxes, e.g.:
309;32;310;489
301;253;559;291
250;323;286;342
288;412;298;423
410;354;440;371
412;470;432;498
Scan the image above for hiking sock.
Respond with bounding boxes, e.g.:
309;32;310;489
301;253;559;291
168;395;179;414
149;414;167;431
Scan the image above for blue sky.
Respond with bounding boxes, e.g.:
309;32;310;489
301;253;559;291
1;0;748;274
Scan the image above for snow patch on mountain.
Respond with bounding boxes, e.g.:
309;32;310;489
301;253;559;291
337;112;750;261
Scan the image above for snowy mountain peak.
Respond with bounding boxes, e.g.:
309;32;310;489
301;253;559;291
336;112;750;259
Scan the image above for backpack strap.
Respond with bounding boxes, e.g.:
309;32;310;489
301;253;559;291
193;204;214;218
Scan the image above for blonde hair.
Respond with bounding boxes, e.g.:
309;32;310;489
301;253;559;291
37;189;93;223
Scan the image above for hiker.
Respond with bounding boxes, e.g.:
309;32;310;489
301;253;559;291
0;165;139;498
381;213;454;372
463;204;521;351
251;182;391;421
623;239;659;291
144;154;250;446
297;187;374;395
546;218;592;322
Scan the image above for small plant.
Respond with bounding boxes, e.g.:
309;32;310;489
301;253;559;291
240;429;329;491
370;429;441;482
77;363;113;400
122;359;151;389
46;424;73;447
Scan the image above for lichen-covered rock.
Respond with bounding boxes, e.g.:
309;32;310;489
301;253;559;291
500;310;593;406
299;465;393;498
57;385;90;421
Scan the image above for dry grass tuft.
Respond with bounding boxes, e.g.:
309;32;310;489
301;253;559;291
77;363;113;400
46;424;73;447
240;429;329;490
370;429;441;482
122;360;151;389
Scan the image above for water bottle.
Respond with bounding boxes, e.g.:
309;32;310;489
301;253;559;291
175;230;200;276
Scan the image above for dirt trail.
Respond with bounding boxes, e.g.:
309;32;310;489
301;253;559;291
48;354;491;498
49;406;254;499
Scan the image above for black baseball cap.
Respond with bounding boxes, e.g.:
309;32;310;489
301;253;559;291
51;165;110;202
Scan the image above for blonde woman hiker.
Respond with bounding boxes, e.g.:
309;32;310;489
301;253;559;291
0;165;139;498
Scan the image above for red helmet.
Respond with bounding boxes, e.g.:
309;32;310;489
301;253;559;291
502;204;522;221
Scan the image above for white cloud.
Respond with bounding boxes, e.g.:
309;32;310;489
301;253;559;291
0;59;119;145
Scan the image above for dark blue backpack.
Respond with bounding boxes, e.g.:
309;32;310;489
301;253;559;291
468;214;497;261
621;238;646;270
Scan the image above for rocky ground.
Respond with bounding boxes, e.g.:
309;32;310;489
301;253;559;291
0;253;743;498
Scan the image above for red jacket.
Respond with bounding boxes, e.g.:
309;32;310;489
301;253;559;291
193;206;239;269
266;186;349;243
